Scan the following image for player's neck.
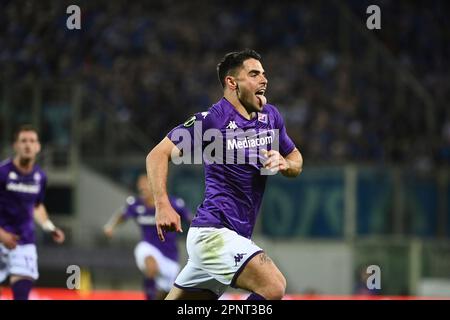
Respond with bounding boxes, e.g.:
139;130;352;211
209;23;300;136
13;156;35;174
223;93;255;120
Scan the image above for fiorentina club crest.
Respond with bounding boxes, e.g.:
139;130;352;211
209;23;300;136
257;112;268;124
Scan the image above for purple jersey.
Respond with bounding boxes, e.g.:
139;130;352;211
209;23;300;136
167;98;295;238
123;195;191;262
0;159;47;245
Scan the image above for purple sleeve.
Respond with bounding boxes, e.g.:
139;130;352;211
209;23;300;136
35;174;47;206
166;111;218;156
272;106;296;157
0;169;5;188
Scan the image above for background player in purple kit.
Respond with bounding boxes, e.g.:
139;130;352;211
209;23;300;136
0;125;65;300
146;49;303;300
103;174;191;300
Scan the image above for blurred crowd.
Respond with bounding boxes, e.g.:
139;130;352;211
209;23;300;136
1;0;449;167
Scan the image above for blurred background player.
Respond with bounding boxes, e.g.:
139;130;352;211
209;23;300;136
103;174;191;300
0;125;65;300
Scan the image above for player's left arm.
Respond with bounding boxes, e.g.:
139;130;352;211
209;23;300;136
263;148;303;177
34;204;65;244
266;105;303;177
103;207;127;238
281;148;303;177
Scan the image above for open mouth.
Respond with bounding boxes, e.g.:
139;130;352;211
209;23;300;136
255;89;265;95
255;89;267;107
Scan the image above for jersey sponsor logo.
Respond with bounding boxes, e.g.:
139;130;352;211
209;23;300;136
226;130;274;150
201;111;209;119
8;171;18;180
169;121;280;175
226;121;238;130
234;253;247;266
34;172;41;182
126;196;136;205
136;205;146;215
6;182;40;194
136;215;156;226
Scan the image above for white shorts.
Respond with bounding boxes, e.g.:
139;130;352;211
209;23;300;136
0;244;39;283
174;227;263;298
134;241;180;292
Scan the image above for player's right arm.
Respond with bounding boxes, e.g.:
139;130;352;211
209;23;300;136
146;137;183;242
103;207;126;238
0;227;19;249
0;169;19;249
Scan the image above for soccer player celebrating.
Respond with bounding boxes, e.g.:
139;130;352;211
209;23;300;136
103;174;191;300
146;49;303;300
0;125;65;300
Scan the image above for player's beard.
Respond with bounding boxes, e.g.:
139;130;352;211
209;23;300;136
18;155;33;167
237;87;261;114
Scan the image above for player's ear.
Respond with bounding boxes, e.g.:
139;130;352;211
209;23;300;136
36;141;41;154
225;76;238;91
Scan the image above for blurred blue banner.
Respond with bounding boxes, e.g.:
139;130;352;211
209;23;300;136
168;166;443;238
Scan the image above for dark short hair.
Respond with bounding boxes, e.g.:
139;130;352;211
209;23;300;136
13;124;39;142
217;49;262;88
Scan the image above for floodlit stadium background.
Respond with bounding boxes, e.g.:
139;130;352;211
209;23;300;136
1;0;450;299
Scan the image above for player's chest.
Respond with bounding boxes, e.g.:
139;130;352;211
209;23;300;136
4;171;42;201
221;113;277;152
133;205;156;226
222;112;272;132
